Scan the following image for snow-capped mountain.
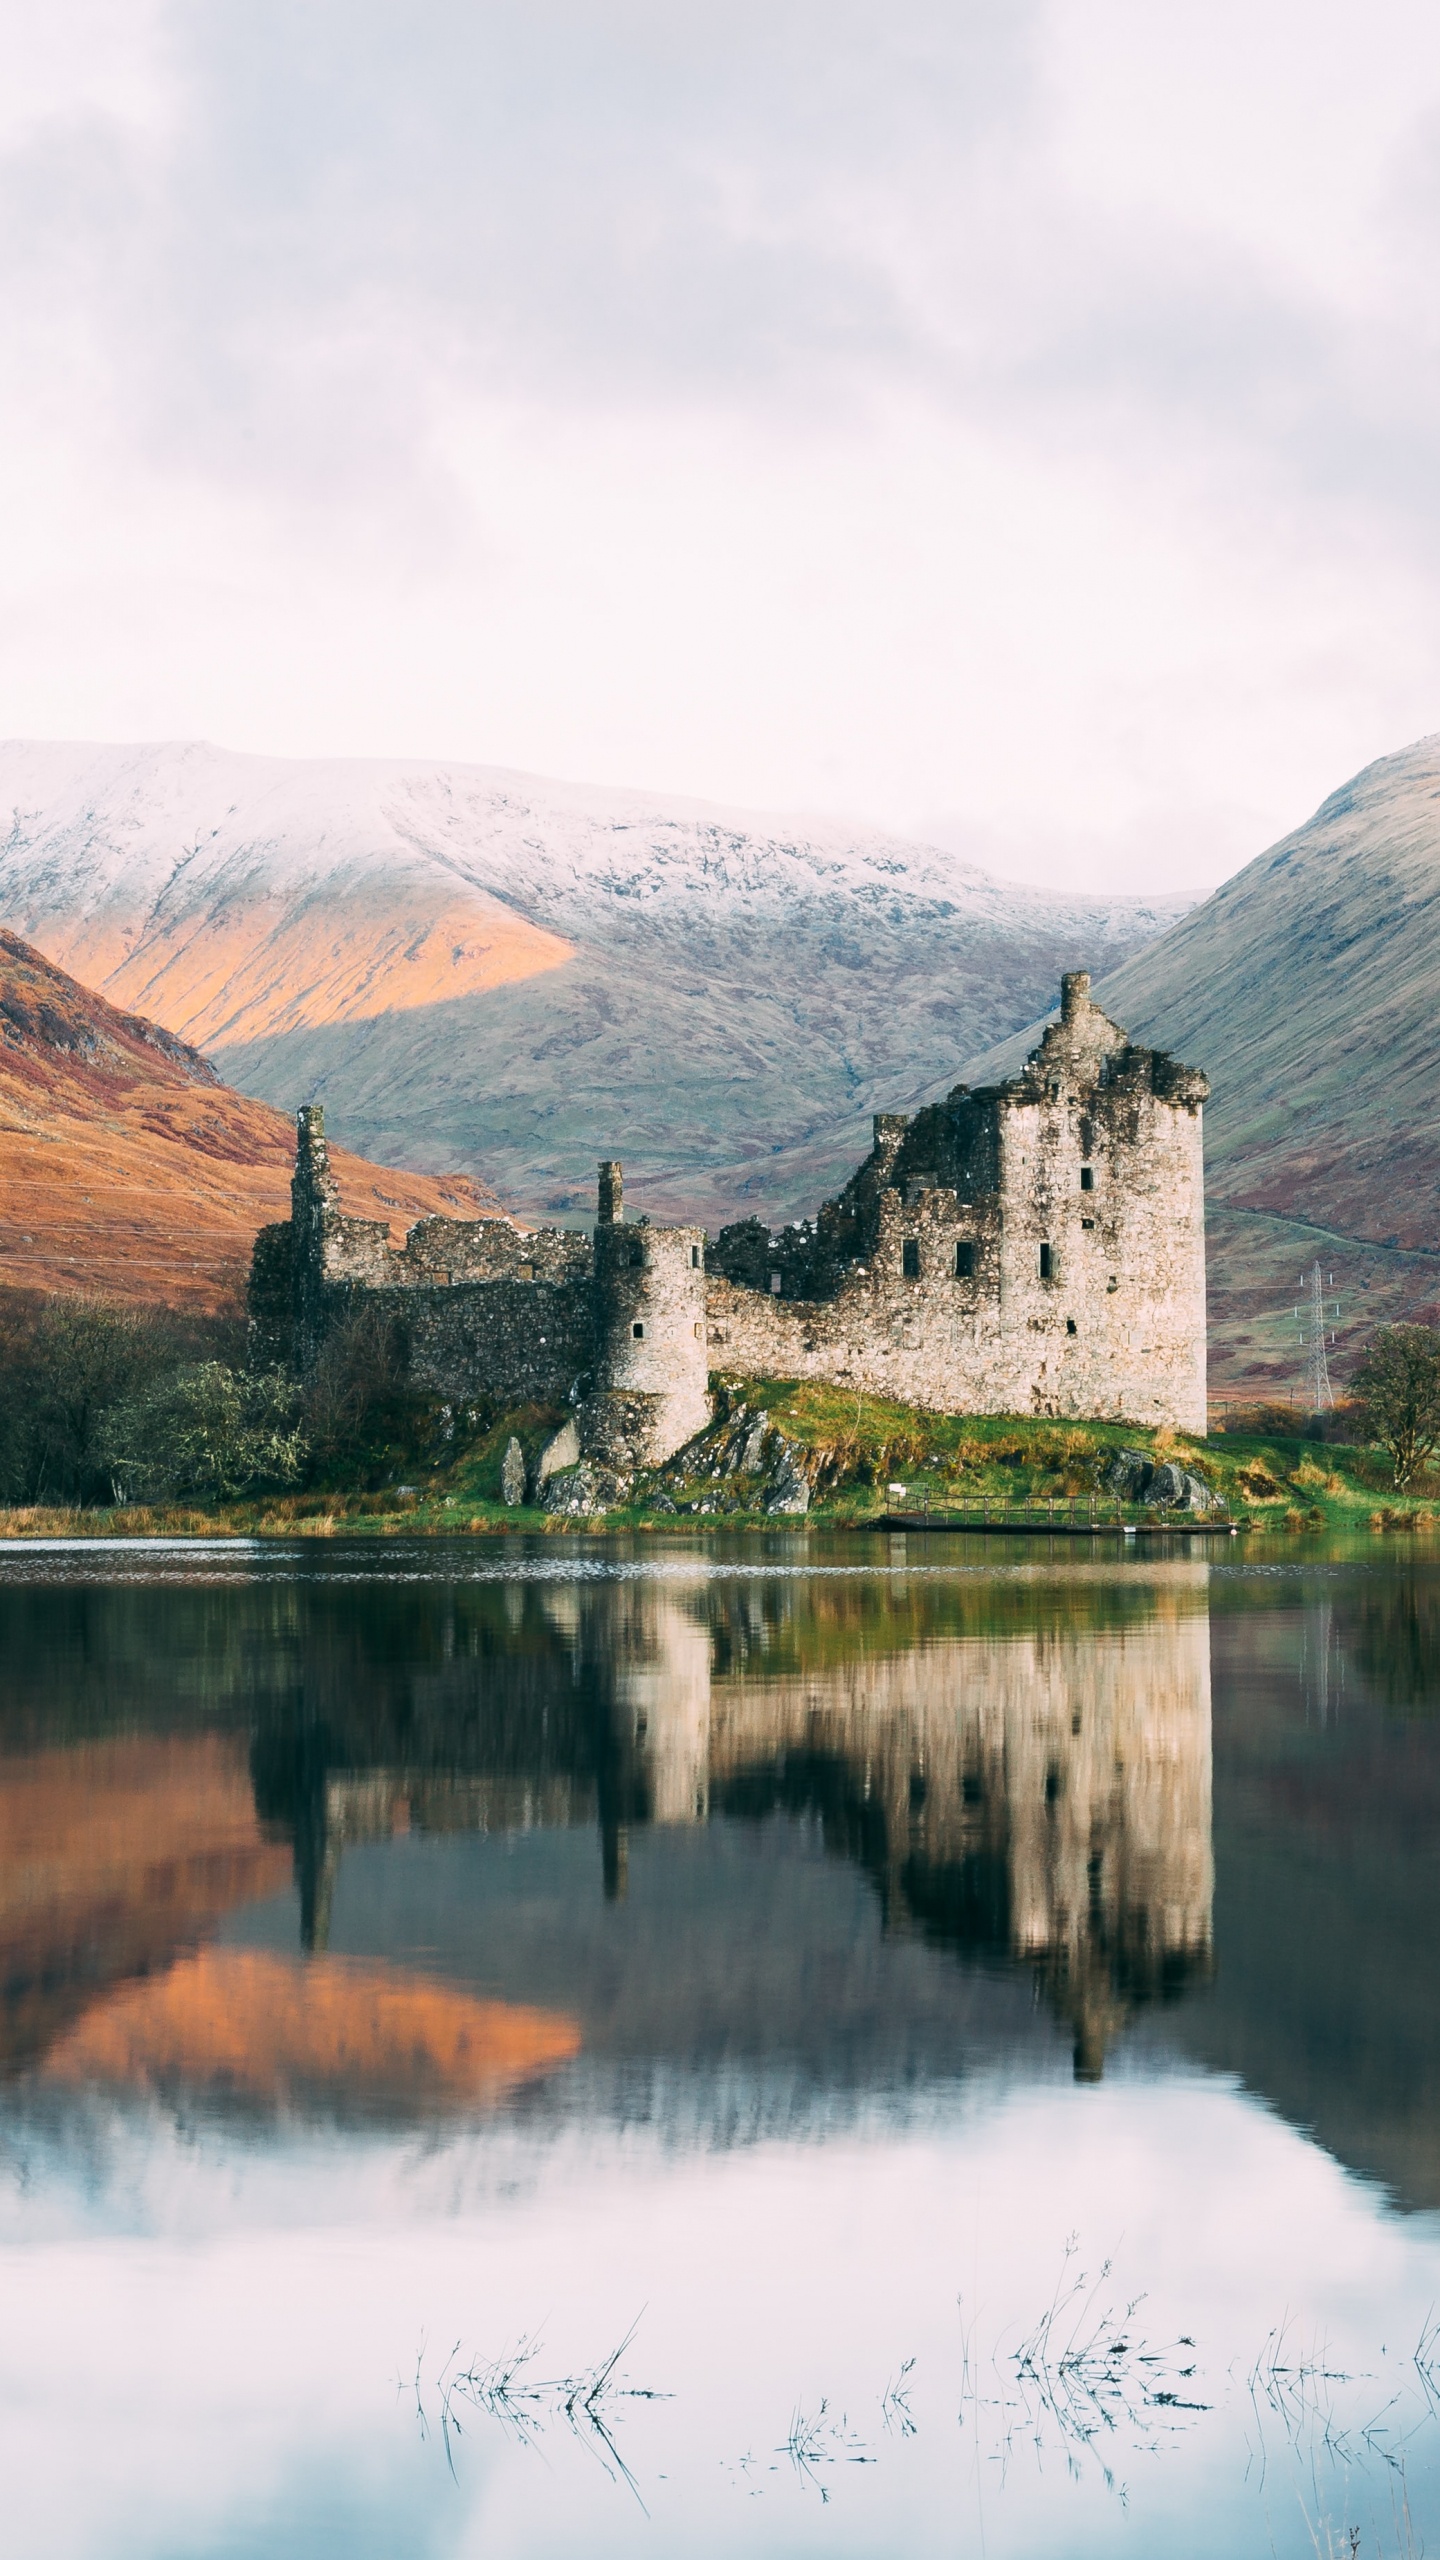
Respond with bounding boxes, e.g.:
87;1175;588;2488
0;739;1190;1224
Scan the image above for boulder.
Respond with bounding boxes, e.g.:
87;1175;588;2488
540;1461;630;1517
1101;1448;1153;1501
500;1435;527;1506
1099;1449;1219;1513
534;1418;580;1491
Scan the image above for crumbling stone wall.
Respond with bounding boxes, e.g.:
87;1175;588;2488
252;1100;599;1408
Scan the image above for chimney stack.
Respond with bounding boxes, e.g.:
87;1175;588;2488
1061;971;1091;1025
597;1160;623;1225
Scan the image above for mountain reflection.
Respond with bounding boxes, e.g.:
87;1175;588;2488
41;1948;579;2117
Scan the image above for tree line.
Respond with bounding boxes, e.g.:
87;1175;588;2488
0;1292;459;1507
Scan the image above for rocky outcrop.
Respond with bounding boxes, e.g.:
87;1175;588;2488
650;1403;812;1516
1100;1449;1219;1513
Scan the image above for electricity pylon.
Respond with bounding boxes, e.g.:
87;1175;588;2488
1304;1259;1334;1414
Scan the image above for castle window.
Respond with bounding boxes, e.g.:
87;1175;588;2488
691;1245;701;1268
902;1239;921;1279
769;1271;782;1294
1066;1318;1078;1335
1080;1165;1094;1191
1039;1243;1054;1280
629;1245;643;1268
694;1322;703;1338
954;1240;975;1278
632;1321;645;1339
1081;1217;1095;1231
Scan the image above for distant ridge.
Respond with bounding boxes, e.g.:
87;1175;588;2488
960;736;1440;1392
0;929;501;1310
0;740;1189;1229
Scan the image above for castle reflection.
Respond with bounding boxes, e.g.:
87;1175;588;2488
250;1572;1214;2084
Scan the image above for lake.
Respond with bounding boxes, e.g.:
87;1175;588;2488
1;1530;1437;2558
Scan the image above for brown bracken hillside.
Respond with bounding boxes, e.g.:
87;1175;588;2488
0;929;503;1310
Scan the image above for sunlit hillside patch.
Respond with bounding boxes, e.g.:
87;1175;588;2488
42;1948;582;2119
0;928;504;1310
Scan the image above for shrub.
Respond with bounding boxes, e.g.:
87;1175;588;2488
100;1363;307;1503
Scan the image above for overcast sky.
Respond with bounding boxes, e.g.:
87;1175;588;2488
5;1;1440;890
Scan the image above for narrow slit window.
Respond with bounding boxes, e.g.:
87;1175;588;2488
1066;1317;1078;1335
769;1271;782;1294
632;1321;645;1339
1080;1165;1094;1191
954;1240;975;1278
1039;1242;1054;1280
690;1245;701;1267
902;1239;921;1279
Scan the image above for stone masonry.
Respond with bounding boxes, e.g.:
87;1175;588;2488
248;974;1210;1449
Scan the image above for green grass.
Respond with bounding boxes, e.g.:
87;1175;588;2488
0;1379;1433;1537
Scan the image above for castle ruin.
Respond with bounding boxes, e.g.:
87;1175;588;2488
249;972;1209;1445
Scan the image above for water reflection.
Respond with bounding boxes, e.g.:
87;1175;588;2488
5;1545;1440;2174
246;1574;1215;2095
0;1556;1215;2120
2;1542;1440;2560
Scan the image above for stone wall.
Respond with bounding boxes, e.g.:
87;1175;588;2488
256;1100;600;1407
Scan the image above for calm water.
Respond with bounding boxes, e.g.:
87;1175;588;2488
2;1531;1439;2558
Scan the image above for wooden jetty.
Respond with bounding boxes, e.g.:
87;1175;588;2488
866;1500;1240;1537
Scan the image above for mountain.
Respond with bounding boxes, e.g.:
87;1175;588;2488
958;737;1440;1394
0;741;1188;1230
0;930;498;1311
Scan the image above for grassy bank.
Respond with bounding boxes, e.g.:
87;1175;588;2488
0;1379;1436;1539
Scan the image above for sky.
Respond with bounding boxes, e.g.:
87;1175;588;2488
5;2;1440;892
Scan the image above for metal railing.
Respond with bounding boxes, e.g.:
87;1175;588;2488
880;1490;1234;1533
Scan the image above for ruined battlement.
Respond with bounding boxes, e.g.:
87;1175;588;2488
249;977;1209;1453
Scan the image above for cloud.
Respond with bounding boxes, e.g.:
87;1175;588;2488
3;0;1440;888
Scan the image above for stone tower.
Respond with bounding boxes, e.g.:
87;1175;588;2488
590;1161;711;1462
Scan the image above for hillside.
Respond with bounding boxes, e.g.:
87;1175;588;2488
0;741;1186;1229
0;931;499;1311
959;737;1440;1392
